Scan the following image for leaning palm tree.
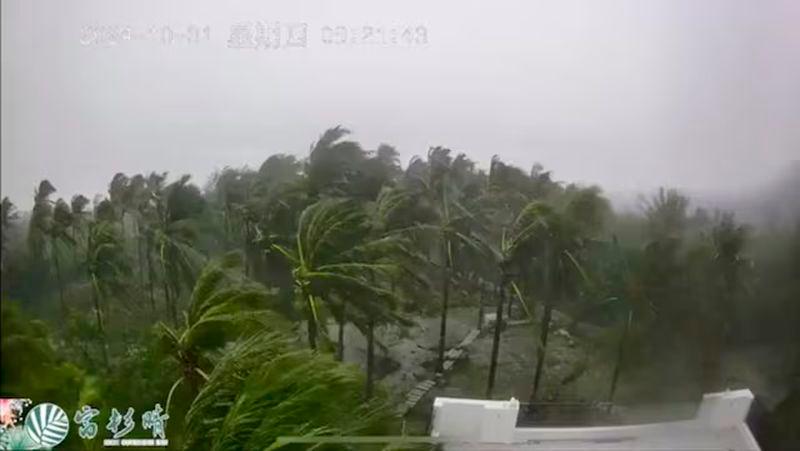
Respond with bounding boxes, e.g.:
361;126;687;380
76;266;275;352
479;207;548;396
50;199;75;317
521;203;590;404
151;175;206;325
306;126;368;198
272;198;403;351
86;200;130;366
401;147;484;373
183;332;394;450
347;187;425;396
158;254;286;414
137;172;168;313
1;197;19;278
70;194;90;269
28;180;56;266
108;172;131;236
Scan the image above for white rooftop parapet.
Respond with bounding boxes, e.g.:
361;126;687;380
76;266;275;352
695;388;755;428
431;397;519;443
431;389;761;450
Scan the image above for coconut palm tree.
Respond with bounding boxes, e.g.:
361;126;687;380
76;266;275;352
183;331;393;450
478;158;558;397
523;202;592;404
272;198;403;351
643;187;689;240
401;147;484;373
159;254;286;414
50;199;75;317
306;126;368;198
349;187;425;396
137;172;168;313
121;174;148;291
86;200;130;366
151;175;206;325
70;194;90;269
1;197;19;278
108;172;131;236
28;180;56;266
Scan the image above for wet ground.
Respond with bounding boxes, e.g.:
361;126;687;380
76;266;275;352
328;305;796;434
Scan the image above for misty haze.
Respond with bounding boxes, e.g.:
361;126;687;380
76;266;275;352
1;1;798;450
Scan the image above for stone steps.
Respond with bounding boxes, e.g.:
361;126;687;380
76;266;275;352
400;328;480;415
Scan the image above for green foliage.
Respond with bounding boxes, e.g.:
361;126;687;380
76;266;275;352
184;332;394;450
275;198;406;348
2;126;799;448
0;301;83;411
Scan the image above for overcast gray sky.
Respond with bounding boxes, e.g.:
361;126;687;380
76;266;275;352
2;0;799;209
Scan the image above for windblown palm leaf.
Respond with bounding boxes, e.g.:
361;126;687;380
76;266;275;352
183;332;393;451
273;198;406;349
158;254;286;408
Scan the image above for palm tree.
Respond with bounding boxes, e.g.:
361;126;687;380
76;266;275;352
212;167;254;254
272;198;403;351
159;254;285;414
306;126;368;198
1;197;19;279
123;174;148;291
183;332;393;450
521;202;590;404
70;194;90;270
86;200;130;366
401;147;483;373
28;180;56;266
696;212;749;390
108;172;131;237
353;187;424;396
478;158;560;396
605;235;652;403
138;172;168;313
642;187;689;240
151;175;206;325
50;199;75;317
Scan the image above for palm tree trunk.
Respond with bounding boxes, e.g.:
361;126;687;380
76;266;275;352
71;229;80;273
436;238;451;374
243;221;251;277
52;244;67;318
223;207;230;246
530;301;553;404
146;235;156;313
136;222;146;295
305;290;318;350
90;277;109;367
307;316;317;350
162;261;177;326
477;283;485;330
486;278;506;398
120;210;126;238
366;317;376;398
336;301;346;361
165;281;177;326
608;310;633;403
506;281;513;319
530;242;553;405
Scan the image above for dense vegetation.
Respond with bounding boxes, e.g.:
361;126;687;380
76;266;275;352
1;127;798;449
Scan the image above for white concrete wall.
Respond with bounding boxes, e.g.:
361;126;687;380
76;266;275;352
430;389;761;450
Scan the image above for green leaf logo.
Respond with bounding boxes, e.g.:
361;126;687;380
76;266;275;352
24;403;69;448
